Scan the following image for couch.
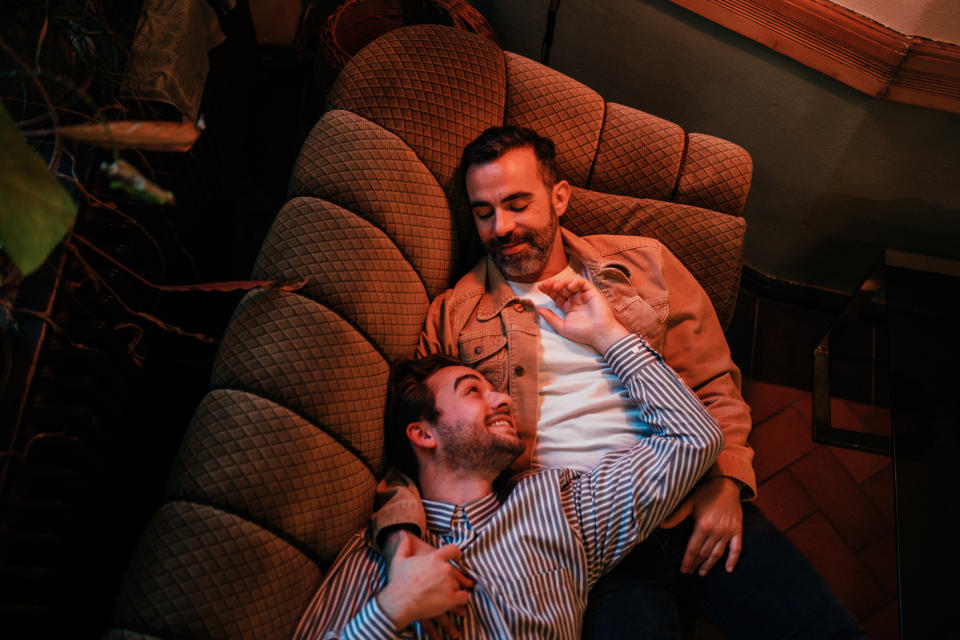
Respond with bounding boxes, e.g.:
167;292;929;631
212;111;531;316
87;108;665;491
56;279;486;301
104;24;752;639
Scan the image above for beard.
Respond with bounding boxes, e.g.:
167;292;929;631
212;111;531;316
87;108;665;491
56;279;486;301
484;207;559;281
433;417;524;475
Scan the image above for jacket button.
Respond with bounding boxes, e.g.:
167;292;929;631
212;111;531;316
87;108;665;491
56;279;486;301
513;303;524;312
513;366;523;376
474;346;482;354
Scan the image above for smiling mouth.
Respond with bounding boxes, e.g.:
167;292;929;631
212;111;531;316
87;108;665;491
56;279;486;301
497;241;528;255
486;415;516;432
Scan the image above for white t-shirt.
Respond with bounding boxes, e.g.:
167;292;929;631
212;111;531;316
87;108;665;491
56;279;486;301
506;263;651;472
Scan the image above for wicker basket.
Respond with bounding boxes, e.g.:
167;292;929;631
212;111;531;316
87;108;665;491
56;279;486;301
320;0;498;70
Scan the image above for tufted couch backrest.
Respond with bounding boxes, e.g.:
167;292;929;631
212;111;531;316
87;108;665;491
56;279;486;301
105;25;751;640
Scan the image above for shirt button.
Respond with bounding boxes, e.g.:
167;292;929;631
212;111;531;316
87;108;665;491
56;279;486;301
513;303;524;312
474;346;482;354
514;366;524;376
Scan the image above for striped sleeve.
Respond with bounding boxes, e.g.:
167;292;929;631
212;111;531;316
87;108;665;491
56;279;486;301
575;333;724;585
336;598;406;640
293;532;407;640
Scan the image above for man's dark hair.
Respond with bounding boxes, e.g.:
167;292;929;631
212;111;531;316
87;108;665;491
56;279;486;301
384;353;465;481
461;126;558;186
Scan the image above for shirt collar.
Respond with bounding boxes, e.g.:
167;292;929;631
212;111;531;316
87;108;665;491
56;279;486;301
423;492;501;534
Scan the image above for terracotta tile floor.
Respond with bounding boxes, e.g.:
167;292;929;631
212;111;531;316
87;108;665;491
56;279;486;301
737;379;898;639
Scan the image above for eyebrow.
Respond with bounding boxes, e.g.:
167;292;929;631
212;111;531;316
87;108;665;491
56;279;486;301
453;372;483;391
470;191;535;208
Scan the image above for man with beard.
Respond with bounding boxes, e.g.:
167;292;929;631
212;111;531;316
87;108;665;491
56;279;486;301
293;275;723;640
373;127;865;639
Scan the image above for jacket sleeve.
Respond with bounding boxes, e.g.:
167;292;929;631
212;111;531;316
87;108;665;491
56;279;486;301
370;292;458;544
658;243;756;498
416;289;459;358
370;469;427;546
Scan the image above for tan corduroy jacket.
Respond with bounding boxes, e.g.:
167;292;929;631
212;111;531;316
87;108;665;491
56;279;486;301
372;228;755;540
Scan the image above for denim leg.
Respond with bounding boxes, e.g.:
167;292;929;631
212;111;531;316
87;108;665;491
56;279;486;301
584;504;867;640
687;503;867;640
583;534;686;640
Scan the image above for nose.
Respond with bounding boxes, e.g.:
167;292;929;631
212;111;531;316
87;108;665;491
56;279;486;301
493;208;516;239
486;388;512;413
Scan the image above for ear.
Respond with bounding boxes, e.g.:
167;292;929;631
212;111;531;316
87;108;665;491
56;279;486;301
552;179;570;218
406;421;437;451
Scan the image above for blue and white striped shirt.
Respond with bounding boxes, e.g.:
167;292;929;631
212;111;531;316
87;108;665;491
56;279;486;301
294;334;723;640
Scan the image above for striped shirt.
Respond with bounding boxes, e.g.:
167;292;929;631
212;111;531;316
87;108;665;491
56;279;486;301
294;334;723;640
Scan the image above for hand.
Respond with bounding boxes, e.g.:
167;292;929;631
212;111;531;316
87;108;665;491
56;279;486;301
537;276;629;353
660;476;743;576
378;531;474;636
383;528;470;634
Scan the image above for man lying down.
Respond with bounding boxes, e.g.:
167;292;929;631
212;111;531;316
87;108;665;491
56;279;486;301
293;274;723;640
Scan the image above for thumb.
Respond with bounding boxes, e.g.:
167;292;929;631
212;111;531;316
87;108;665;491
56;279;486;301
393;531;414;558
435;543;462;563
538;307;563;333
660;498;693;529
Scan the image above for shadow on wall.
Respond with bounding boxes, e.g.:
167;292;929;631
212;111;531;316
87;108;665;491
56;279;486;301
794;195;960;290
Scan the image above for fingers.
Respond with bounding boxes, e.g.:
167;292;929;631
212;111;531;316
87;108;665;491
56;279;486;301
452;568;475;589
435;613;461;639
420;618;441;640
435;543;462;563
696;537;728;576
679;529;708;574
537;307;562;333
538;276;592;308
725;532;742;572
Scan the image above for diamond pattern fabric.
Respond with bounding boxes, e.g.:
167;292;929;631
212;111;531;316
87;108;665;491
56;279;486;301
253;197;428;362
503;52;605;187
168;388;377;565
102;632;166;640
327;24;505;209
211;289;389;472
565;187;746;327
589;102;686;201
676;133;753;215
112;501;320;640
290;109;457;298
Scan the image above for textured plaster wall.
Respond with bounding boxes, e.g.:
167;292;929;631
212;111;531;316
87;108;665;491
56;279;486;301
472;0;960;293
840;0;960;43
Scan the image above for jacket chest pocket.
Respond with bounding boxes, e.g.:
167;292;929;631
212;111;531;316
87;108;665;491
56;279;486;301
458;333;508;391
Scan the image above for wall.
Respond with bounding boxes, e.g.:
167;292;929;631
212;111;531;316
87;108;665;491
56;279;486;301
472;0;960;293
840;0;960;43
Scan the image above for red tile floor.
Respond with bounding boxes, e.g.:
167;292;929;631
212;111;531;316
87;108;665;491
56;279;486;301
708;379;898;639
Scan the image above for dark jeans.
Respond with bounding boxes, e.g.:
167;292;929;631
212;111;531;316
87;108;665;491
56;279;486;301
583;503;867;639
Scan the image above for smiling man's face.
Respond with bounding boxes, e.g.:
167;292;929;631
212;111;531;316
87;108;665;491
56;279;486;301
466;146;569;282
424;365;524;472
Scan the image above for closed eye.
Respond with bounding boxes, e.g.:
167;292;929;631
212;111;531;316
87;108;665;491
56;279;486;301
471;205;493;219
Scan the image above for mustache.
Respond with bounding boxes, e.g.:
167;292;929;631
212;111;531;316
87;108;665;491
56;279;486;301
487;231;535;249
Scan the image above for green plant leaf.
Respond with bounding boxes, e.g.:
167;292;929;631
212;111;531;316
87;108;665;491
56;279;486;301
0;101;77;276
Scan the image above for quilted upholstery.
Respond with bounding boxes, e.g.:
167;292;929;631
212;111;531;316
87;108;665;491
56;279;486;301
503;51;606;187
112;501;320;640
565;188;746;324
107;24;753;639
252;197;429;363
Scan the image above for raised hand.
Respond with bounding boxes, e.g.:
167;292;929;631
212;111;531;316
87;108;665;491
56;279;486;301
537;275;630;353
377;532;474;635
